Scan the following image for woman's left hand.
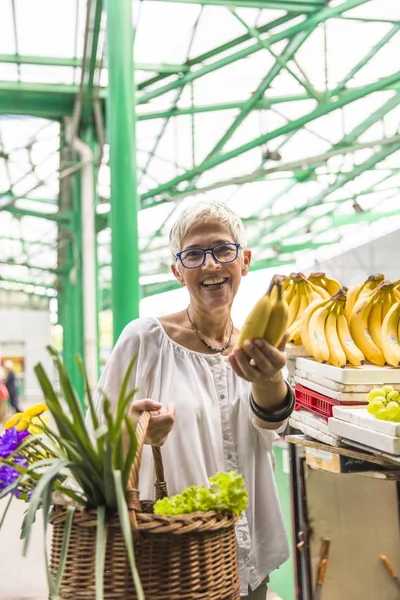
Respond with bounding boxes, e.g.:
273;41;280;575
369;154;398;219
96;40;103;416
228;334;288;386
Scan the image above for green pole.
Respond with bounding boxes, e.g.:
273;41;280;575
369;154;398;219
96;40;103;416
106;0;140;343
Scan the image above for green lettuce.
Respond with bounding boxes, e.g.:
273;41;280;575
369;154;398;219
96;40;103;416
154;471;248;516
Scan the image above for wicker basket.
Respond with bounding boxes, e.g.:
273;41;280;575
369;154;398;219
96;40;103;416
50;411;241;599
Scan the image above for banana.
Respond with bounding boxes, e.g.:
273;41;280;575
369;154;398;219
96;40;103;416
307;279;330;299
287;288;301;329
236;293;272;351
345;283;363;320
368;295;383;350
383;290;396;320
288;282;309;344
300;298;328;355
308;272;341;296
264;281;289;347
325;305;347;368
336;306;365;366
284;282;296;305
309;302;333;363
350;290;385;366
381;302;400;367
352;275;386;316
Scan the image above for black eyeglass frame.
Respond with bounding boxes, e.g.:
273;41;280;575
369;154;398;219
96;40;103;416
176;243;241;269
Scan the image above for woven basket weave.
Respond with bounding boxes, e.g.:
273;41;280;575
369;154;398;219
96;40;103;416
50;411;240;599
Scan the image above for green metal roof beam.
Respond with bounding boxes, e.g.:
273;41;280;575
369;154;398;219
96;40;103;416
1;204;72;224
0;259;64;275
138;13;297;90
0;235;56;248
335;24;400;92
141;70;400;202
0;277;55;291
138;0;370;105
331;210;400;227
145;0;326;10
81;0;104;124
0;54;189;74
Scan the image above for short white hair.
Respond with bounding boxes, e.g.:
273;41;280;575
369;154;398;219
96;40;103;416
169;200;247;260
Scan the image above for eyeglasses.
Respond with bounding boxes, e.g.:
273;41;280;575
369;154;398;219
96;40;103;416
176;243;240;269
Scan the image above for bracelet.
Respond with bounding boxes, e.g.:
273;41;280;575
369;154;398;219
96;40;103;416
249;382;295;423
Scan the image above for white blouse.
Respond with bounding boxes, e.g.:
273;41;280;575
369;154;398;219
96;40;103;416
86;317;290;595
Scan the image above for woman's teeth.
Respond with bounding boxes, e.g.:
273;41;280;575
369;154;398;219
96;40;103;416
202;277;226;286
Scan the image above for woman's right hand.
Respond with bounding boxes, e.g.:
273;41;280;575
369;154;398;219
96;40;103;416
128;399;175;446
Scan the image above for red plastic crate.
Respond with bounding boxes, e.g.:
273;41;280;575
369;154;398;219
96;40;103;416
294;384;341;420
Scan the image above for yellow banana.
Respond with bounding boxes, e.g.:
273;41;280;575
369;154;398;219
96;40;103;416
307;278;330;299
300;298;328;355
368;295;383;350
287;288;301;329
264;281;289;347
336;305;365;366
288;282;309;344
236;293;272;352
394;288;400;302
308;272;341;296
284;282;296;305
325;305;347;368
309;302;333;363
381;302;400;367
352;274;386;316
383;290;396;320
345;283;363;320
350;290;385;366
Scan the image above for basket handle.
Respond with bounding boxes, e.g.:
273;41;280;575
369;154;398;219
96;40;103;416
127;410;168;509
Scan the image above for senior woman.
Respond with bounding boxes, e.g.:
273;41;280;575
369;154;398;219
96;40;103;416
87;200;294;600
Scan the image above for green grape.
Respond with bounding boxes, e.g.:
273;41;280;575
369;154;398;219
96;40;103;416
375;407;389;421
386;402;400;422
382;385;395;395
367;399;385;415
386;390;400;403
366;388;387;402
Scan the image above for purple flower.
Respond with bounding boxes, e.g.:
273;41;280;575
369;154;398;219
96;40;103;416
0;428;29;458
0;456;28;494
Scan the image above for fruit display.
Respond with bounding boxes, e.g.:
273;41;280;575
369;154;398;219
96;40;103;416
349;279;400;367
236;275;289;351
366;386;400;421
283;272;339;344
300;289;365;367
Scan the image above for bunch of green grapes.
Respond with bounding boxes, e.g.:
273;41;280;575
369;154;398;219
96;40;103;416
366;386;400;421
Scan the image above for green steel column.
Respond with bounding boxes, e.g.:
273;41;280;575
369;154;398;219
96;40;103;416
106;0;140;343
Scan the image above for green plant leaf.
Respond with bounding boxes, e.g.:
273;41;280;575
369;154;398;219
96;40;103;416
114;354;137;427
113;470;144;600
54;506;75;592
95;506;106;600
75;354;97;426
0;495;14;530
42;472;58;599
22;460;70;556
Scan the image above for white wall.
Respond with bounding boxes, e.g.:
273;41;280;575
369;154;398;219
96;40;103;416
0;309;52;400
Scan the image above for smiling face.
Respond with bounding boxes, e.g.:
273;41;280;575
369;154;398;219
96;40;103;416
171;219;251;313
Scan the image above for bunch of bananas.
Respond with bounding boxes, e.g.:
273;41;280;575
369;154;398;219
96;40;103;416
349;278;400;367
283;272;342;344
300;290;365;367
236;276;289;351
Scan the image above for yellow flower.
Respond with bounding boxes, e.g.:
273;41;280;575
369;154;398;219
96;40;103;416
4;412;23;430
22;403;49;419
16;419;30;432
28;414;49;435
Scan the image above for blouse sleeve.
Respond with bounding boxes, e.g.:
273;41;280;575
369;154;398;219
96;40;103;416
85;317;157;440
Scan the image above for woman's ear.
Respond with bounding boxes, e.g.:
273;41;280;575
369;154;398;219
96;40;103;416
171;262;186;286
242;249;252;276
